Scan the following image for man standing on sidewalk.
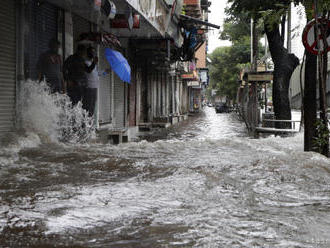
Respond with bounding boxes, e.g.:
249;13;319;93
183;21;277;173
63;44;98;106
83;46;110;117
37;39;64;93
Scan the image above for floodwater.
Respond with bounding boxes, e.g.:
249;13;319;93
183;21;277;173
1;105;330;247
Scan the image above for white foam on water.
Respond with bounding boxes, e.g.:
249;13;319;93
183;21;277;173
17;80;95;144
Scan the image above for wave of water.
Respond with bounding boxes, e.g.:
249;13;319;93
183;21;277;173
16;80;95;144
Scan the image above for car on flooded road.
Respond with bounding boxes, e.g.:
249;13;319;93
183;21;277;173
215;102;230;113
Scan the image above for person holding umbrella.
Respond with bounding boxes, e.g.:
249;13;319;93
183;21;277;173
83;46;110;117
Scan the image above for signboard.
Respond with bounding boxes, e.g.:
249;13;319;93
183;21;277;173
200;70;208;83
302;18;330;55
181;70;198;80
247;73;273;82
187;81;200;87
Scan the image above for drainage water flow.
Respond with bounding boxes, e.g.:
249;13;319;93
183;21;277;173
1;103;330;247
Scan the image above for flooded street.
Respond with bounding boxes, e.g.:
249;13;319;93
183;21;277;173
1;107;330;247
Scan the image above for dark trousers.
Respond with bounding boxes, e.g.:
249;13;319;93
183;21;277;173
67;85;83;106
82;88;97;117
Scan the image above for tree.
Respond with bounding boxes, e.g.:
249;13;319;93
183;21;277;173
227;0;300;127
228;0;330;156
208;11;263;103
208;38;251;102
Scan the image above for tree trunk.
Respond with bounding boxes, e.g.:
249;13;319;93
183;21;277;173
304;51;317;152
251;18;258;71
265;22;299;128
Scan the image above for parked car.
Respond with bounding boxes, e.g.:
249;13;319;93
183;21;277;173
215;103;229;113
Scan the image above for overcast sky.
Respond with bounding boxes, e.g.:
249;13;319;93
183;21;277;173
207;0;231;54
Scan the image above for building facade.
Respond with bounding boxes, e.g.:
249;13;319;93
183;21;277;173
0;0;216;141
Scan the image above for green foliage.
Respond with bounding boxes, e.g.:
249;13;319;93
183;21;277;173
208;38;251;101
228;0;329;24
313;119;330;153
220;11;251;41
208;8;266;102
227;0;292;20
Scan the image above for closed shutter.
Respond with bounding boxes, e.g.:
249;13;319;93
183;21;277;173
159;73;162;116
25;2;58;80
153;73;157;118
72;14;91;51
98;46;112;124
113;74;125;128
0;0;16;135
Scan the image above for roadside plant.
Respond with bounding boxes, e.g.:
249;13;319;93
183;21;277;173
313;119;330;155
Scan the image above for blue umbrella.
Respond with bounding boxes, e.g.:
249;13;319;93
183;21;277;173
105;48;131;83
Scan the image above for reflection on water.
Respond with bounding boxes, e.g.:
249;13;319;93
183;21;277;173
1;107;330;247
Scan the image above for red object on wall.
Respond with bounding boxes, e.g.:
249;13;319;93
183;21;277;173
111;14;140;29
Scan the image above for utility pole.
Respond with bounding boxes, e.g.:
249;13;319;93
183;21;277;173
287;3;292;53
249;18;258;135
314;0;329;156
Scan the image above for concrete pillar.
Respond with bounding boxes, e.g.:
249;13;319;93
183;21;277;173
157;73;161;117
64;12;73;59
147;72;153;122
166;73;170;116
136;68;141;125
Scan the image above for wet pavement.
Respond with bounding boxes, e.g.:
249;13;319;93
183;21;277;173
1;107;330;247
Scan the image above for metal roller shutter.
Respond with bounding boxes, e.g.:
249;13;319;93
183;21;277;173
151;73;156;118
113;74;125;128
157;73;161;117
98;46;112;124
0;0;16;135
147;71;153;122
72;14;91;51
25;2;58;80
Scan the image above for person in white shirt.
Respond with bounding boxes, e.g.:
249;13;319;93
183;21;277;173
83;46;109;117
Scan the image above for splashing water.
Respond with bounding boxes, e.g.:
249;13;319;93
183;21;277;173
18;80;95;143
